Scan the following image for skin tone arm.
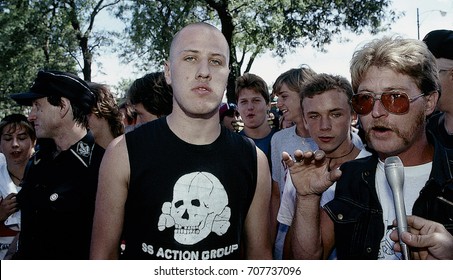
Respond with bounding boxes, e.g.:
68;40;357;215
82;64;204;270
269;180;280;247
90;135;129;259
243;148;273;259
282;149;340;259
390;215;453;260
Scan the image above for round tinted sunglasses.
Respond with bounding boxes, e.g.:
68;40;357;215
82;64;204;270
351;90;425;115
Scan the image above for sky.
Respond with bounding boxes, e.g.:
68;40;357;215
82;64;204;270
92;0;453;92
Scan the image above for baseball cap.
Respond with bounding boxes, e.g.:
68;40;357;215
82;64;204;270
10;70;96;113
423;29;453;60
219;102;237;121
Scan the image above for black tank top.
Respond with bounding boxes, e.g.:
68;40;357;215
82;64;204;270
123;117;257;259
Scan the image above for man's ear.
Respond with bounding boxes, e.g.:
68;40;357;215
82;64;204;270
425;91;439;116
164;61;171;85
59;97;71;119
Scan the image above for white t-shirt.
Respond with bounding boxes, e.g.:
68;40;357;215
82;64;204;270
277;148;372;226
375;159;431;260
270;126;317;194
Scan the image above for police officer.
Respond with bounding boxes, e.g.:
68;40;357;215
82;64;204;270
10;70;105;259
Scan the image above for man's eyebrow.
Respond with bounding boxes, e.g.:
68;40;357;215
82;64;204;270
179;49;226;59
305;107;344;114
179;49;199;54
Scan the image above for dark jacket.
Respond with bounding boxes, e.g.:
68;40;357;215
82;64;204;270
324;132;453;259
15;132;104;259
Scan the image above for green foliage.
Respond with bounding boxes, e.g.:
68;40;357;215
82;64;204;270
114;0;204;71
0;0;402;109
114;0;401;101
0;0;78;112
0;0;121;111
112;77;135;99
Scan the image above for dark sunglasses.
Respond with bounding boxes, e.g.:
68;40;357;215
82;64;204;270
351;90;425;115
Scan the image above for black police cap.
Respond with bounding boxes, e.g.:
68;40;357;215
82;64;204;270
10;70;96;113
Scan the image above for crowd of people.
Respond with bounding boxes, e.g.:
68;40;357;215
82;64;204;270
0;23;452;260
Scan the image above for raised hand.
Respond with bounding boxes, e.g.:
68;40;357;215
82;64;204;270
281;149;342;197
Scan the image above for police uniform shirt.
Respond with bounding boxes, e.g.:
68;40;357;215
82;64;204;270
15;132;104;260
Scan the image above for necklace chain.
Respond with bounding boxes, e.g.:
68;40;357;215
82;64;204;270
8;169;22;182
326;144;356;172
326;144;355;160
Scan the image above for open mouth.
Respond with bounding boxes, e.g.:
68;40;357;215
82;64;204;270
372;125;392;133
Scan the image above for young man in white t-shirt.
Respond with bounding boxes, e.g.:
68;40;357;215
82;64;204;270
278;73;370;259
269;66;318;259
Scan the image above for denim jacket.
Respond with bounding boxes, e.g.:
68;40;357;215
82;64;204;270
324;132;453;260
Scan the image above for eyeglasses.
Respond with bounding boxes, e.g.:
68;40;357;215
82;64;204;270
351;90;425;115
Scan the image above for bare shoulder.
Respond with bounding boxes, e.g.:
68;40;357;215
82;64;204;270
100;135;130;185
104;135;128;160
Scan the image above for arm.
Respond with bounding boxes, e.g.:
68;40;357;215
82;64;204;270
269;180;280;247
282;150;340;259
243;148;273;259
390;215;453;260
90;136;129;259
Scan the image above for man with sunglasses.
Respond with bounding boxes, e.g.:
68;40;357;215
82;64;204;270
283;36;453;260
423;29;453;149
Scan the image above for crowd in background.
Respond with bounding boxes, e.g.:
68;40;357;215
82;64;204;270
0;23;452;260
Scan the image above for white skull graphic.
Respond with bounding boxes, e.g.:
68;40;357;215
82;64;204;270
158;172;231;245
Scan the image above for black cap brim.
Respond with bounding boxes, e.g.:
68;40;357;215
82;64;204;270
10;91;48;106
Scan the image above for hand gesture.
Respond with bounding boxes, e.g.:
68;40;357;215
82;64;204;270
281;150;342;197
0;193;18;222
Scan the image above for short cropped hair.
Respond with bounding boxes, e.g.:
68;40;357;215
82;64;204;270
300;73;354;112
235;73;270;104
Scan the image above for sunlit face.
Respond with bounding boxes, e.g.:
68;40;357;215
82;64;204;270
0;125;35;166
303;89;354;155
165;24;230;118
357;66;436;159
237;88;269;130
276;83;302;123
27;97;61;139
133;103;157;125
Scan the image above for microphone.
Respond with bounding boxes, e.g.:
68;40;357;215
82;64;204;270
384;156;410;260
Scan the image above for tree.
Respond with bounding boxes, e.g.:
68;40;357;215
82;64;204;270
0;0;76;117
115;0;401;102
0;0;121;117
64;0;121;81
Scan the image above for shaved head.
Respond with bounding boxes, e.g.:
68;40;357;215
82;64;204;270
169;22;230;63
